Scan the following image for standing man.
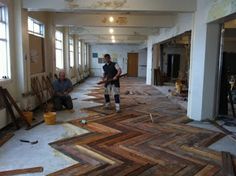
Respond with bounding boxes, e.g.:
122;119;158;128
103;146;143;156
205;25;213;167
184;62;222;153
103;54;122;112
53;70;73;110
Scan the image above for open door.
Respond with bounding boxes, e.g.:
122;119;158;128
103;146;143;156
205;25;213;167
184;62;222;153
127;53;138;77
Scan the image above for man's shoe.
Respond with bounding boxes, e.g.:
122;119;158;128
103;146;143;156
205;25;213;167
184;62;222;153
116;109;121;113
115;103;121;113
104;103;111;110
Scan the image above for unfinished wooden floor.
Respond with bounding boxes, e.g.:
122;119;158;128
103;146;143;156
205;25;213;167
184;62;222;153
48;78;231;176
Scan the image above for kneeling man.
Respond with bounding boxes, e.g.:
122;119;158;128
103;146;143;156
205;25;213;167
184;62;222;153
53;71;73;110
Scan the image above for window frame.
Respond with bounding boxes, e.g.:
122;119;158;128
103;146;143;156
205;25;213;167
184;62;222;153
78;40;82;65
84;43;87;66
0;5;11;81
69;36;74;68
55;30;64;69
28;17;45;38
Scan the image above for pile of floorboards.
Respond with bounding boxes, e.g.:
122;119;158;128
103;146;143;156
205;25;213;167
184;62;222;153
48;78;235;176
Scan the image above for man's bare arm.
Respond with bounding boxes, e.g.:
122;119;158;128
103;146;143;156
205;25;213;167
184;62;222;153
113;68;122;80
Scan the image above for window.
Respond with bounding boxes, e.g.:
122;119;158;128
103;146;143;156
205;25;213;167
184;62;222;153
84;43;87;66
55;30;64;69
78;41;82;65
28;17;44;37
0;5;10;79
69;37;74;67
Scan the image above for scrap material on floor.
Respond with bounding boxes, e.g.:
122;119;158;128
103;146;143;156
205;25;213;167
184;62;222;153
221;151;235;176
0;132;14;147
0;166;43;176
0;87;31;129
46;77;234;176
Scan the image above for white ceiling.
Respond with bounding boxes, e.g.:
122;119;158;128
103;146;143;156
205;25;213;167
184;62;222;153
23;0;196;44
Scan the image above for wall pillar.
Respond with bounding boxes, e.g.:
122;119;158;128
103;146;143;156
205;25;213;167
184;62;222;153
146;39;153;85
63;27;69;76
187;0;221;121
14;0;28;94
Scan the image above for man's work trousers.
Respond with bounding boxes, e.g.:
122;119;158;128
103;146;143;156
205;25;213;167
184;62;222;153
53;95;73;110
104;84;120;104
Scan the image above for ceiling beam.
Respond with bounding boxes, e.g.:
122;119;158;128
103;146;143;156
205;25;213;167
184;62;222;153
23;0;196;12
79;34;147;44
79;34;147;40
69;27;159;36
84;39;145;44
53;13;175;28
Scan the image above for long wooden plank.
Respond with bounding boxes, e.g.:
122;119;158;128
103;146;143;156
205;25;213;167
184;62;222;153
193;165;220;176
222;151;235;176
0;87;19;129
0;167;43;176
0;133;14;147
3;88;31;127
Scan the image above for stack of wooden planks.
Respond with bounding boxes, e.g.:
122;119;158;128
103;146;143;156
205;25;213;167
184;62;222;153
31;75;54;112
47;78;235;176
0;87;31;129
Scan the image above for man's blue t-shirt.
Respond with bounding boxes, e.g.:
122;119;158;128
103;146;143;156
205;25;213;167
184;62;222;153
53;79;72;93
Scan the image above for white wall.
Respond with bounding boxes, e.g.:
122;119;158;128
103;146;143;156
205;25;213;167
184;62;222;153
146;13;194;85
162;46;189;78
90;44;141;77
138;49;147;77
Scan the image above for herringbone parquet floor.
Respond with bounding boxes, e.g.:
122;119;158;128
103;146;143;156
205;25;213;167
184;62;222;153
48;78;232;176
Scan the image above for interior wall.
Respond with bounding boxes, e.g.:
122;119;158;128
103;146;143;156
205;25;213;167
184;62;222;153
138;49;147;77
207;0;236;23
224;28;236;52
146;13;194;85
224;40;236;52
28;11;54;77
90;44;141;77
162;46;188;79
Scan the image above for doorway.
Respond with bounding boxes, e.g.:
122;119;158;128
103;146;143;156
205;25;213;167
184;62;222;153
127;53;138;77
167;54;181;80
217;19;236;119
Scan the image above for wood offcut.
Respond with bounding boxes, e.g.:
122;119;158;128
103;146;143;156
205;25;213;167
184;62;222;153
0;167;43;176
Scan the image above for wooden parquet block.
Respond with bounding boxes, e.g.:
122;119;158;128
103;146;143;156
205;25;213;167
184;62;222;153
48;78;231;176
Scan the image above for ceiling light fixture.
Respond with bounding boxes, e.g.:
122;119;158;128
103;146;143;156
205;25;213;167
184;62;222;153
112;39;116;43
109;16;114;22
111;35;115;40
109;28;114;34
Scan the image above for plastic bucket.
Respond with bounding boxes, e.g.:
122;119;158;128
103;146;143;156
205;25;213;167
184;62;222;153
22;111;33;125
44;112;56;125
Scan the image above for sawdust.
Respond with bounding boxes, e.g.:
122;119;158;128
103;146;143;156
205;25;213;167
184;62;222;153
60;123;88;139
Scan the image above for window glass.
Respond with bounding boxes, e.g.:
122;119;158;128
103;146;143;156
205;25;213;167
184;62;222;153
28;17;44;37
0;22;6;39
78;41;81;65
0;5;10;79
69;37;74;67
55;30;64;69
